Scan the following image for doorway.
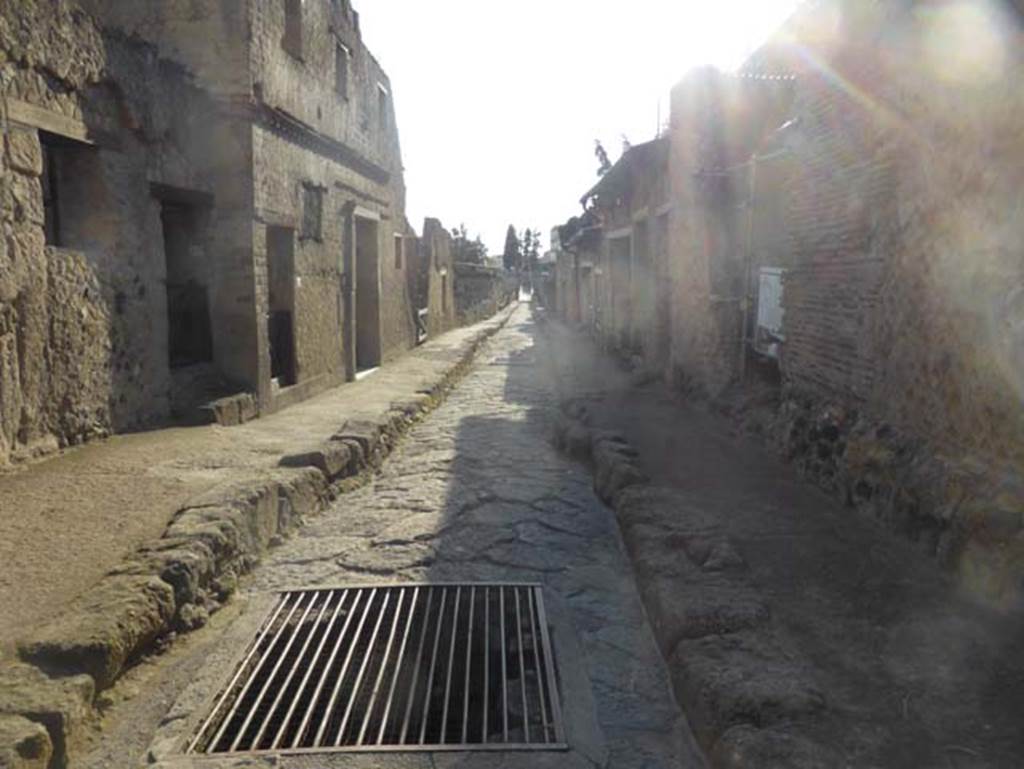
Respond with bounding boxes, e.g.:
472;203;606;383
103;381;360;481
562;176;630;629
161;202;212;368
267;226;297;387
355;216;381;372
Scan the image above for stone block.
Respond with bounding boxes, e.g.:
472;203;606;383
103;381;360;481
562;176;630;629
0;714;52;769
638;575;770;652
18;575;175;691
593;442;647;504
279;441;352;481
201;395;239;426
186;479;281;551
6;175;42;226
669;631;825;748
617;486;720;535
0;663;93;768
712;724;843;769
390;393;432;417
111;538;216;608
334;417;382;452
273;467;329;530
5;131;42;177
237;393;258;423
165;511;244;565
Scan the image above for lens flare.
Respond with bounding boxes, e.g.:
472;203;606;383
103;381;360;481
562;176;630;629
922;1;1011;85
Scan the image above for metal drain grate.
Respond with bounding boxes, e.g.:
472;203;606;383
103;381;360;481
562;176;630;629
188;584;566;755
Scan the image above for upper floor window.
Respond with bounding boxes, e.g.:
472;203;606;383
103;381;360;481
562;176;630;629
394;234;403;269
301;184;323;242
283;0;303;60
377;84;389;132
335;43;350;98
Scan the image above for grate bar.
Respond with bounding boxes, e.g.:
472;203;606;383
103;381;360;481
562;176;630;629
289;589;364;748
461;586;475;743
418;587;449;744
333;590;393;745
536;588;567;744
375;586;419;745
269;589;349;749
206;591;307;753
500;587;508;742
440;586;462;744
356;588;406;746
187;594;290;754
228;591;320;752
312;587;378;746
482;586;490;744
251;590;336;749
190;584;566;755
399;587;434;744
527;587;551;742
515;587;530;742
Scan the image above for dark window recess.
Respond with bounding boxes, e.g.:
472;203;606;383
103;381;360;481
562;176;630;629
335;43;349;98
267;225;297;387
283;0;303;59
40;141;60;246
161;202;213;368
187;584;566;755
394;235;403;269
301;185;324;241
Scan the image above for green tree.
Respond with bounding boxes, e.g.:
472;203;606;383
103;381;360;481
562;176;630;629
450;224;487;265
521;227;541;272
502;224;521;271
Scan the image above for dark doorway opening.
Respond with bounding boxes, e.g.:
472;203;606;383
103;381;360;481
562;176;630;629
267;226;297;388
355;216;381;371
161;201;213;369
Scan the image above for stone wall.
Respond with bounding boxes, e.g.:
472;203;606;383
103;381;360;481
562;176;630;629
453;262;514;325
420;218;456;337
666;70;795;394
740;2;1024;606
0;1;253;466
250;0;414;405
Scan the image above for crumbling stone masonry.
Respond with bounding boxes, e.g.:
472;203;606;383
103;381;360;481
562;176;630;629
553;0;1024;606
453;261;515;325
1;0;434;467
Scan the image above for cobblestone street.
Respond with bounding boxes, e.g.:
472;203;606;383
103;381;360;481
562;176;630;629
94;304;704;769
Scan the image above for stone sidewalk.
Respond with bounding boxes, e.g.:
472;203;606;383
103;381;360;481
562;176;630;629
544;319;1024;769
82;304;706;769
0;308;516;658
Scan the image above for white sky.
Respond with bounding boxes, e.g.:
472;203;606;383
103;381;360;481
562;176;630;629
358;0;802;252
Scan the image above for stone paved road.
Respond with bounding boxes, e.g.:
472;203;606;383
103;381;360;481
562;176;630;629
125;305;705;769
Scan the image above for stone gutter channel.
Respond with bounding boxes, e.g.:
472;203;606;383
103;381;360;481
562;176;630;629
553;399;834;769
0;305;517;769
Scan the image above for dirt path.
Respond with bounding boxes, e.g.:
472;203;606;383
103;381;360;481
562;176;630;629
0;314;509;658
545;321;1024;768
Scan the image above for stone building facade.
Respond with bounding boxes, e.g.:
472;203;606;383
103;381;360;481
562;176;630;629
0;0;433;466
554;0;1024;605
560;138;671;371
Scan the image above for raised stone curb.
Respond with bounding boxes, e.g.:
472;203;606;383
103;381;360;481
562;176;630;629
551;395;833;768
0;713;51;769
2;304;517;768
0;664;93;769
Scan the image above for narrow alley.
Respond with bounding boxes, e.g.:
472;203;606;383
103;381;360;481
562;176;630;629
3;3;1024;768
80;305;704;769
70;305;1024;769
